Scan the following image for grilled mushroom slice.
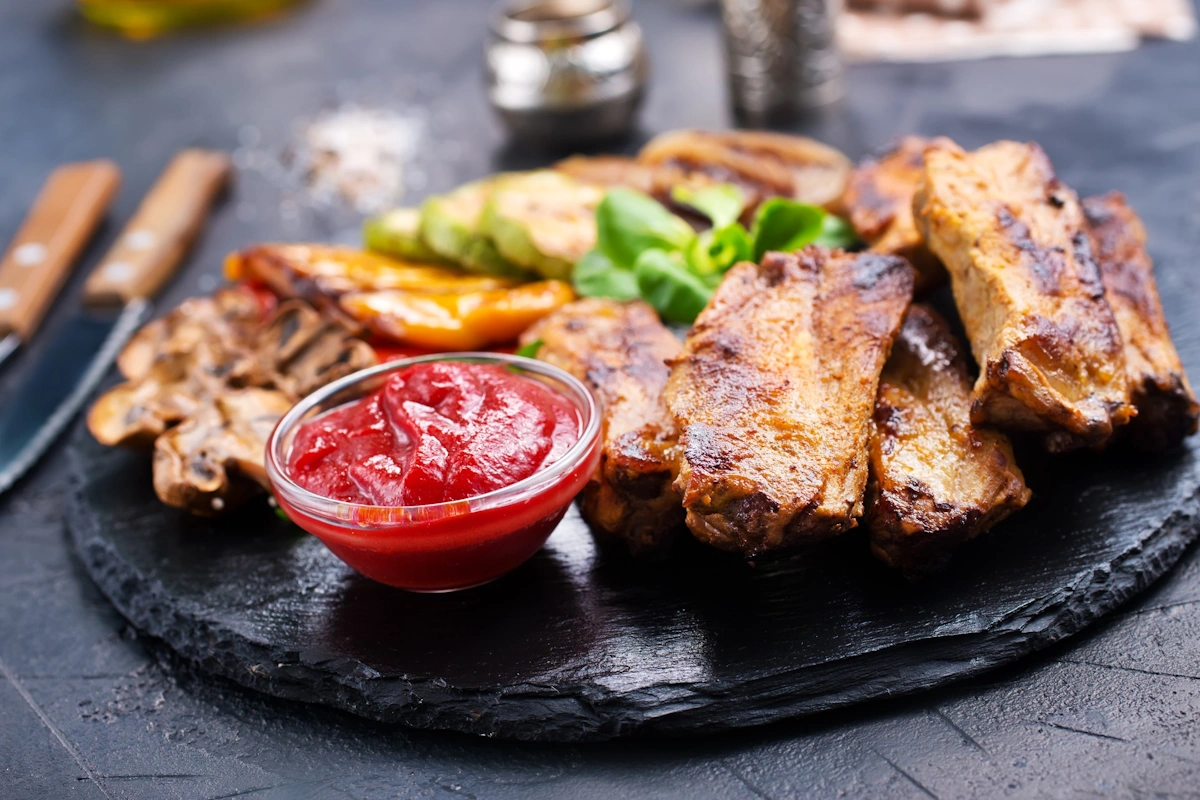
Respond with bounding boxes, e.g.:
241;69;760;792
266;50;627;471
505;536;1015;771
153;389;295;516
89;290;264;449
254;300;378;399
89;290;378;516
115;288;261;382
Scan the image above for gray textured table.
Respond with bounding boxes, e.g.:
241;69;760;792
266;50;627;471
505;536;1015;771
2;1;1199;797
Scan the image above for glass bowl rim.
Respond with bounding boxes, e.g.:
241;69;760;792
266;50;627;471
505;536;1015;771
265;352;600;526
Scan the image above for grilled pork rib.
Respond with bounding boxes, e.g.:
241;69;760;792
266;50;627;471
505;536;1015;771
521;299;685;556
842;136;946;293
1083;191;1199;450
914;139;1134;451
665;247;913;557
867;304;1031;579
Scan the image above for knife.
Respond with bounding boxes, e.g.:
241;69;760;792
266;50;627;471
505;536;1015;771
0;149;231;495
0;161;122;371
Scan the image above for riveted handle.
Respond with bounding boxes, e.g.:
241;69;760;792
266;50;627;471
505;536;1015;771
83;149;231;306
0;161;122;340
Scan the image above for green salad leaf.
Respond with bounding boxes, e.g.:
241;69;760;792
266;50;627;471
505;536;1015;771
686;224;753;277
596;188;695;268
671;184;746;229
515;339;543;359
750;198;826;261
572;247;640;301
575;184;859;325
814;213;861;249
634;249;715;324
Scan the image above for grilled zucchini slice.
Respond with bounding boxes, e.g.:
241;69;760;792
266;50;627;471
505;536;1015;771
419;178;528;278
363;207;450;265
481;171;602;280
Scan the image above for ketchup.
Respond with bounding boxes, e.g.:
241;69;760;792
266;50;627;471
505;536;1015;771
287;361;581;507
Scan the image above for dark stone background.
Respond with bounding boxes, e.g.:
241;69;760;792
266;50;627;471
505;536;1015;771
1;0;1198;796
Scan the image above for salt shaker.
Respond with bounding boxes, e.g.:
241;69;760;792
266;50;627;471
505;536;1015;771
485;0;648;145
720;0;845;124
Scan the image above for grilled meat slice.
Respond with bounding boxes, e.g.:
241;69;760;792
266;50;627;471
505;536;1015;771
868;305;1031;579
520;299;685;556
842;136;946;293
554;155;658;195
665;247;914;556
847;0;984;16
638;130;853;222
914;139;1134;451
1083;192;1199;450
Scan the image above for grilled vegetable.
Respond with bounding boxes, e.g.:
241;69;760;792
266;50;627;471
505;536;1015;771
340;280;576;351
419;178;528;278
481;171;603;280
89;295;376;517
363;207;451;265
228;243;572;350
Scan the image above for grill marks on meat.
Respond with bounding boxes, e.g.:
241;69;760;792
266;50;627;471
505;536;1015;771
867;305;1031;579
520;299;685;556
1083;192;1199;450
665;247;913;557
638;130;853;222
914;138;1133;451
842;136;947;293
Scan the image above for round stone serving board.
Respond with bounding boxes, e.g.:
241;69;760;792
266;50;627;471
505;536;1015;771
66;417;1200;742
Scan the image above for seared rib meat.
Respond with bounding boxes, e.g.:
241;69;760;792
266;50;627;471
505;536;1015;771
665;247;914;556
554;155;658;195
868;304;1031;579
520;299;685;556
1083;192;1199;450
638;130;853;221
914;139;1134;451
842;136;946;293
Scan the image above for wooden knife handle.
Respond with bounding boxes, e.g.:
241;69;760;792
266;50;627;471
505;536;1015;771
83;149;231;306
0;161;121;340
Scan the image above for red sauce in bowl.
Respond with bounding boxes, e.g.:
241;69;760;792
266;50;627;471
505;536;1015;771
267;355;599;592
288;362;580;506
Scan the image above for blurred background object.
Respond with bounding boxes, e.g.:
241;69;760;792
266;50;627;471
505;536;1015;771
847;0;981;15
720;0;845;125
841;0;1197;62
485;0;648;146
77;0;306;38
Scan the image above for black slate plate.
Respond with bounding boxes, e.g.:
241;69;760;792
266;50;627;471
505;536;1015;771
65;416;1200;741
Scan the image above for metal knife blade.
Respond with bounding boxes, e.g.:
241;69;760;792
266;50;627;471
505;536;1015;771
0;335;17;372
0;161;122;371
0;149;230;495
0;300;148;494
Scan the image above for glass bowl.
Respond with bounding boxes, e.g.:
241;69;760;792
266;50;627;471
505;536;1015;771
265;353;600;592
